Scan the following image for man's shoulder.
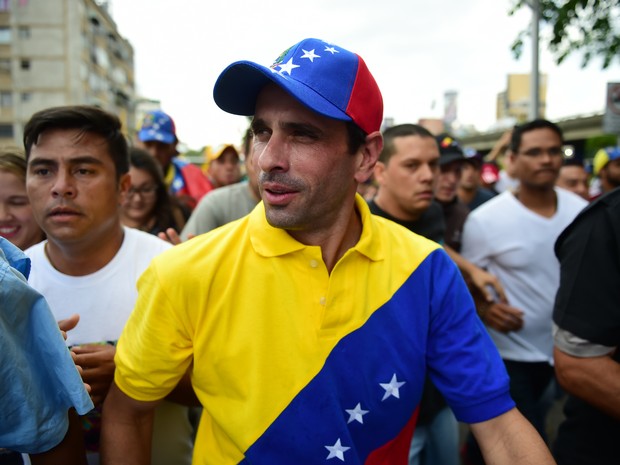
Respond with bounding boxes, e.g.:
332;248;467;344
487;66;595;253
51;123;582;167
467;191;512;219
122;227;172;257
24;240;46;261
200;181;248;203
556;187;588;211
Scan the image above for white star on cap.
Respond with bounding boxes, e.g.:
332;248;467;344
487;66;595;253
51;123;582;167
380;373;405;401
325;438;350;461
278;58;300;75
300;48;320;62
324;46;339;54
345;403;369;424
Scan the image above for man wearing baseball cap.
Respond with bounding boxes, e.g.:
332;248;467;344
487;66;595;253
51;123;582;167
102;38;555;465
138;109;212;211
592;146;620;196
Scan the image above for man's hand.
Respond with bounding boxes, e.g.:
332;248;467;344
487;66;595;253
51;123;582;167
468;267;507;303
58;314;80;341
482;302;524;333
72;344;116;407
157;227;195;244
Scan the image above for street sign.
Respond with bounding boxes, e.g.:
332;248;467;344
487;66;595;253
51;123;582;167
603;82;620;134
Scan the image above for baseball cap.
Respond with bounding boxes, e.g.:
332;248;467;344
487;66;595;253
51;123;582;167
481;162;500;184
463;147;483;167
204;144;239;163
436;134;465;166
213;38;383;135
593;146;620;176
138;110;177;144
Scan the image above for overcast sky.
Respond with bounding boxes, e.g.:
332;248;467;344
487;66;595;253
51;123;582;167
110;0;619;149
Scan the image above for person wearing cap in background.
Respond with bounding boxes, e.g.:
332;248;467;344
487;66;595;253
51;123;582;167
137;109;212;213
181;131;260;240
434;134;469;251
555;157;590;201
591;146;620;198
458;148;497;210
102;38;556;465
204;144;242;190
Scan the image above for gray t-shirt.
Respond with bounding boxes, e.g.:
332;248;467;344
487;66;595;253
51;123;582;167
181;181;258;240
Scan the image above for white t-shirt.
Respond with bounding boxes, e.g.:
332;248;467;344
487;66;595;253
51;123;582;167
26;227;171;346
461;188;587;364
26;227;193;465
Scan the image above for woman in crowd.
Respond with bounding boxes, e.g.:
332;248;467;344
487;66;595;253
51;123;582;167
121;147;186;235
0;149;45;251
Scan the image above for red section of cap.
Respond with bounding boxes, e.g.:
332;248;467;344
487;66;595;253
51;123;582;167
346;55;383;134
364;407;419;465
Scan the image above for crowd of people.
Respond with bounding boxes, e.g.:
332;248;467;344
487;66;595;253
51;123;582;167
1;36;618;465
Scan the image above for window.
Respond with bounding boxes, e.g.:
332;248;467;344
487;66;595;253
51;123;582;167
20;59;30;70
0;123;14;138
0;27;10;44
0;91;12;107
17;26;30;39
20;92;31;102
0;58;10;74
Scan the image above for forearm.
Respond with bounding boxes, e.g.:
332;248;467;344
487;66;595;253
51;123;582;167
30;409;87;465
471;408;555;465
554;347;620;419
100;382;157;465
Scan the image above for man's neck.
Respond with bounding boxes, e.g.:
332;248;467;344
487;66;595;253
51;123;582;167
513;184;557;218
457;186;475;205
44;224;125;276
373;193;422;222
287;198;362;274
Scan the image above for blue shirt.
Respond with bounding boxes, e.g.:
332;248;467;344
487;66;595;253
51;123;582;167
0;238;93;453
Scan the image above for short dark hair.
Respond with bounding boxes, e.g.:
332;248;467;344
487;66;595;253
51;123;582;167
345;121;367;155
23;105;129;180
510;119;563;153
379;124;435;163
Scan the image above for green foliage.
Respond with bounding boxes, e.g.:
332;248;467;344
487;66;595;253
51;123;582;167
585;134;619;158
510;0;620;68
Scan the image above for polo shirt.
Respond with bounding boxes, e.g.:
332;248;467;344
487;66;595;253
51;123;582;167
115;196;513;464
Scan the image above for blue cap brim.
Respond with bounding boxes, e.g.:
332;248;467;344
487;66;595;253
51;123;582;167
137;128;176;145
213;60;352;123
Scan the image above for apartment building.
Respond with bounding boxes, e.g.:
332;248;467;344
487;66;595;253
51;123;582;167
0;0;135;146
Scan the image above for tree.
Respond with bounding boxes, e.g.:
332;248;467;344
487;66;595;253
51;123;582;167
510;0;620;68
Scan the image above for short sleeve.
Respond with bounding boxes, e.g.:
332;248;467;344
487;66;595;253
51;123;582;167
114;259;194;401
553;200;620;347
425;249;514;423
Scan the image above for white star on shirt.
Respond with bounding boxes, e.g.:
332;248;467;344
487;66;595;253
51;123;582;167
278;58;300;75
380;373;405;401
325;438;350;461
324;46;339;54
345;403;369;424
300;48;320;62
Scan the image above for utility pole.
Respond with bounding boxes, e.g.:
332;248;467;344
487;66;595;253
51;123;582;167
528;0;541;120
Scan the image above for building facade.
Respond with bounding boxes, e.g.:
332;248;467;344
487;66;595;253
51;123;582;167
0;0;135;146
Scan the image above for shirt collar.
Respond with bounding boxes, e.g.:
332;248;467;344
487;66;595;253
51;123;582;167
249;194;384;263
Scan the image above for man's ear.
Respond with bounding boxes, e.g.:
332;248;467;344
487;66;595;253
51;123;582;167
118;172;131;204
354;131;383;184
